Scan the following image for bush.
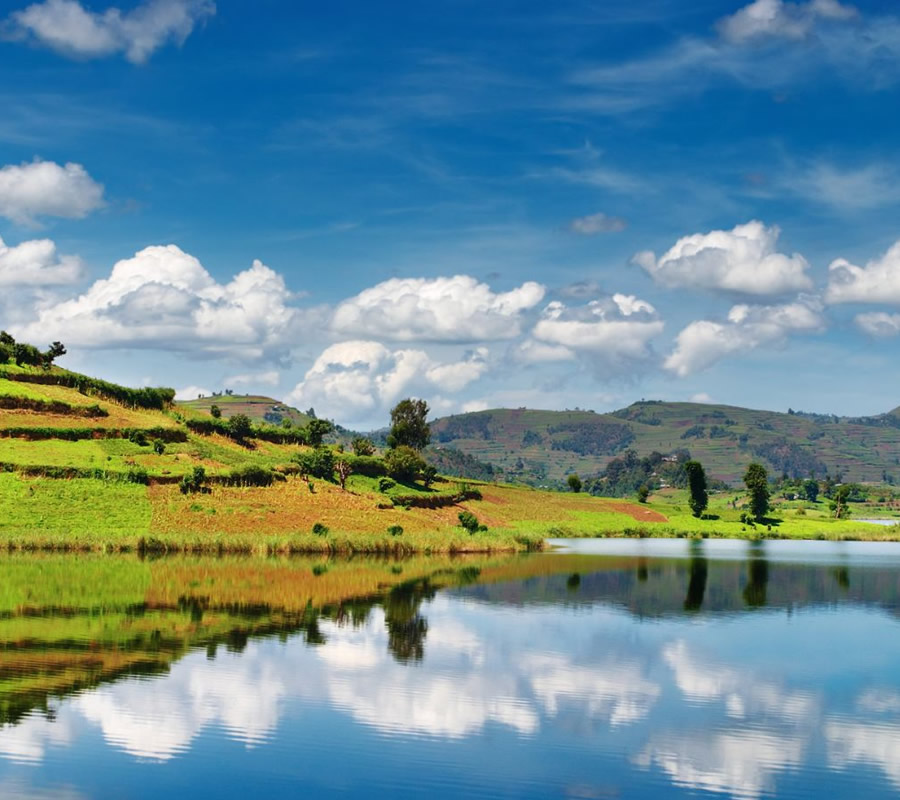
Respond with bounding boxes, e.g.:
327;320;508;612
312;522;329;536
210;404;222;419
125;467;149;485
352;436;376;456
378;477;396;493
458;511;485;534
228;414;253;441
384;445;426;482
294;447;335;480
388;525;404;537
226;465;274;487
567;474;582;493
153;440;166;455
180;466;208;494
637;485;650;503
128;430;149;447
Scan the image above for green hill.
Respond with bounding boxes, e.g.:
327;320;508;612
179;394;313;427
430;402;900;485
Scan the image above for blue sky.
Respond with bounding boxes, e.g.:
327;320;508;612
1;0;900;428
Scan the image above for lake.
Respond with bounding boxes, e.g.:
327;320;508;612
1;540;900;799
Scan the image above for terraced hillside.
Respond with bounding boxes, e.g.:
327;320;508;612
430;402;900;485
179;393;314;428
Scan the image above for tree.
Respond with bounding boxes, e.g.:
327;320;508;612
567;474;582;493
637;485;650;504
335;459;352;490
43;341;66;366
803;478;819;503
0;331;14;346
830;484;852;519
228;413;252;441
744;462;770;521
422;465;438;489
684;460;709;518
210;404;222;419
305;418;334;447
387;398;430;451
352;436;376;456
13;343;42;368
384;445;426;482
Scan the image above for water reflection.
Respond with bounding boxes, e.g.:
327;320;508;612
0;543;898;799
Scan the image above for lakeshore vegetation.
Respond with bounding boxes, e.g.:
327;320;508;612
1;333;899;552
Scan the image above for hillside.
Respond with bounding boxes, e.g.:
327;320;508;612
430;402;900;485
179;394;314;428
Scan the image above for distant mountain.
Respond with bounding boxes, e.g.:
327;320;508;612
429;402;900;485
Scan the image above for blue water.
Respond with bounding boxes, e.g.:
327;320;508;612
2;541;900;799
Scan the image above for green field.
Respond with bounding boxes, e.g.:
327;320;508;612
0;361;898;551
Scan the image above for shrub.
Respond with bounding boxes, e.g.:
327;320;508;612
305;418;334;447
384;445;426;482
153;440;166;455
637;485;650;503
352;436;376;456
567;474;582;493
210;404;222;419
458;511;484;534
388;525;404;537
180;466;208;494
226;465;274;487
378;477;396;493
128;430;149;447
312;522;329;536
125;467;149;485
228;414;253;441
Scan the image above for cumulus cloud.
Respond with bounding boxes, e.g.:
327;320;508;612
331;275;545;343
14;244;304;361
7;0;215;64
224;370;280;388
718;0;857;44
0;235;83;286
826;240;900;304
174;385;212;401
0;160;104;226
523;293;664;375
665;299;824;376
568;211;627;235
855;312;900;338
634;221;812;296
287;341;490;426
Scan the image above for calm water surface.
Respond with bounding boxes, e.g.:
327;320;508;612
1;540;900;799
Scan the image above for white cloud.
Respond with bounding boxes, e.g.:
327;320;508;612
568;211;627;235
718;0;857;44
826;240;900;304
634;221;812;296
0;160;104;225
525;294;664;375
826;719;900;789
665;298;824;376
224;370;280;388
636;729;806;799
8;0;215;64
690;392;713;403
14;244;305;361
331;275;545;343
174;385;212;401
425;347;489;392
0;235;83;286
785;163;900;211
855;312;900;338
287;341;490;426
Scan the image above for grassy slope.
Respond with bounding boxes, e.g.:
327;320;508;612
429;403;900;484
0;365;897;548
179;394;313;427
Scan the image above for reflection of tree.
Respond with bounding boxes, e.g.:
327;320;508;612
684;544;708;612
743;548;769;608
383;579;435;664
832;566;850;590
636;559;649;582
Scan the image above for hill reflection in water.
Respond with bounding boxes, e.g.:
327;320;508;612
0;542;898;799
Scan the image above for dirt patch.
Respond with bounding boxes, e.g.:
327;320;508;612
599;500;668;523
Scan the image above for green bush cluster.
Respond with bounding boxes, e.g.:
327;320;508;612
0;426;187;442
0;368;175;410
224;465;275;487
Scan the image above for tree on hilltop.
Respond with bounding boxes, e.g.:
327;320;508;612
387;399;430;451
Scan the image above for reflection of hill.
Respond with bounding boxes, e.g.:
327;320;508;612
454;551;900;618
0;553;541;726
